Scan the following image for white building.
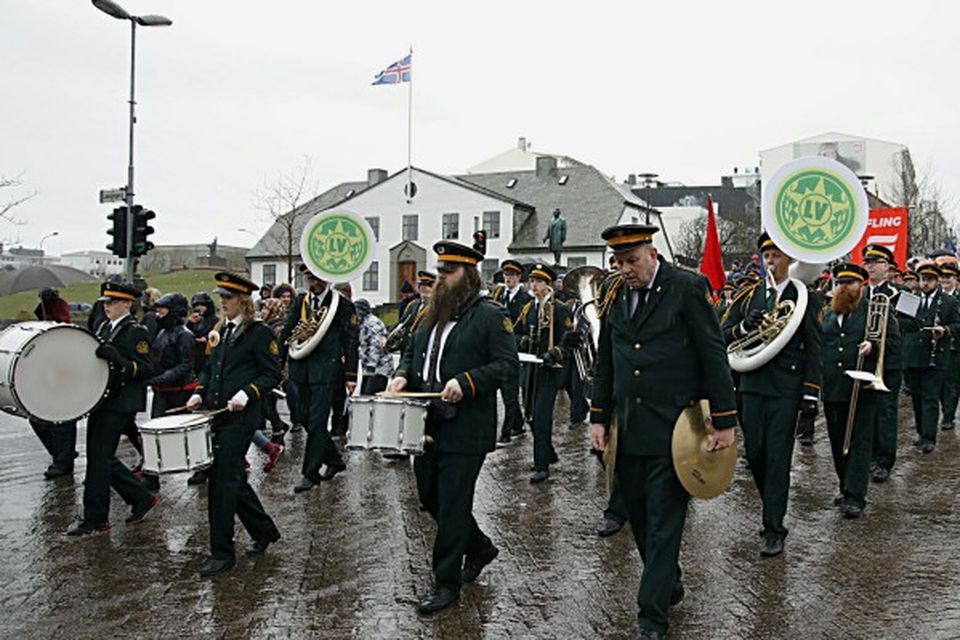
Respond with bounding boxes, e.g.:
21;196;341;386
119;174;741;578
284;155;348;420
0;246;59;268
60;250;125;277
247;156;671;308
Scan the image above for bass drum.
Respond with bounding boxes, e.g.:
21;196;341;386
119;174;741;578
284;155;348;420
0;322;110;423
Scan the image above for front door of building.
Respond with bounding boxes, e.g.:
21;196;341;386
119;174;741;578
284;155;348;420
397;260;416;300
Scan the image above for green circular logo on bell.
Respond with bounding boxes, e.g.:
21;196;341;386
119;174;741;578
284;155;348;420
304;214;370;277
774;169;857;251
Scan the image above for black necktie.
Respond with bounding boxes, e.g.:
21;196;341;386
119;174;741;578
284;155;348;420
425;321;446;391
223;322;235;345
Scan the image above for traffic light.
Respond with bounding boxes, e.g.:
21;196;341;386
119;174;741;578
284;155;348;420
107;206;128;257
130;205;156;257
472;229;486;255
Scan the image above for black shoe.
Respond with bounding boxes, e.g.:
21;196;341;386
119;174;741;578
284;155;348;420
294;477;318;493
187;470;207;486
44;464;74;479
417;586;459;615
760;534;784;558
942;421;955;431
497;433;511;445
319;461;346;481
670;581;685;607
125;495;160;524
199;557;235;578
798;434;814;447
833;493;845;506
549;450;559;464
247;531;281;557
462;544;499;583
636;629;664;640
921;441;936;454
66;521;110;537
530;470;549;484
597;518;625;537
871;466;890;483
843;504;863;519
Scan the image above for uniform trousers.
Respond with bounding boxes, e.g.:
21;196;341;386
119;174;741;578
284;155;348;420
414;448;491;589
82;408;154;526
532;369;561;471
825;394;879;509
904;367;944;444
617;450;687;636
939;350;960;425
498;364;524;438
300;382;344;481
30;418;77;469
740;392;800;537
872;369;902;471
208;415;279;560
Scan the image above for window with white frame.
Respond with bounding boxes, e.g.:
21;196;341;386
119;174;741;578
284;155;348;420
262;264;277;287
366;216;380;241
442;213;459;239
482;211;500;239
402;214;418;241
363;261;379;291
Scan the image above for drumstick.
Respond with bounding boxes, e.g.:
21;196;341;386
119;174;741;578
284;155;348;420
164;405;189;414
376;391;444;398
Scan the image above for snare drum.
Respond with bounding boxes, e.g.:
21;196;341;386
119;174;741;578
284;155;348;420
139;414;214;474
0;322;110;423
346;396;430;454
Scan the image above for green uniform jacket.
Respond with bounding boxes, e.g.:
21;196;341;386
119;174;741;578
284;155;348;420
590;258;738;457
515;293;573;388
722;278;822;399
901;288;960;369
279;290;359;386
821;295;891;402
396;296;519;455
197;319;281;427
97;316;155;413
865;281;904;371
397;298;430;356
491;285;533;325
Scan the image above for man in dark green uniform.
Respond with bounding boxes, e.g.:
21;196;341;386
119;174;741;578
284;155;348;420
860;245;904;483
590;225;738;640
67;282;159;536
937;262;960;429
491;259;532;442
387;241;518;615
515;263;573;483
280;264;359;493
902;262;960;453
395;270;435;357
187;272;281;577
821;263;891;518
722;232;821;558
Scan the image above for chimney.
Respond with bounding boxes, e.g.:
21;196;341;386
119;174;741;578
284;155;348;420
518;136;527;151
535;156;557;177
367;168;388;186
627;173;637;186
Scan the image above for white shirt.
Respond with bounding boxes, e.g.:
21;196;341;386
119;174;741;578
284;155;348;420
506;284;521;303
421;321;458;384
108;313;130;333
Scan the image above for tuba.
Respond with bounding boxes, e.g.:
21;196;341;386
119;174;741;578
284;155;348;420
287;289;340;360
727;271;809;372
565;265;604;383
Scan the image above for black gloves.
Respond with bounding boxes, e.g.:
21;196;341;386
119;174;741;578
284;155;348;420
742;309;766;332
541;350;559;367
518;336;531;353
799;398;818;418
95;344;123;365
562;331;582;349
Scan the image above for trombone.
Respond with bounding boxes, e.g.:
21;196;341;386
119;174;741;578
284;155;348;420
842;292;891;455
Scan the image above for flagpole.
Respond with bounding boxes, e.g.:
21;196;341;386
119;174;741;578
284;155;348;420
406;46;413;203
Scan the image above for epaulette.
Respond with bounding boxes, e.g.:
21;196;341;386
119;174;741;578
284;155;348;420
596;274;623;319
517;300;534;324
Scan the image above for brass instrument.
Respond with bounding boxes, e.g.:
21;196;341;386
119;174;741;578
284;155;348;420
671;400;738;499
522;295;556;424
842;292;891;455
565;266;603;383
287;289;340;360
727;271;809;373
384;302;427;353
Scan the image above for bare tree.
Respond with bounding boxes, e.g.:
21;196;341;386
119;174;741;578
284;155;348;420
253;156;319;282
675;212;758;266
888;151;956;257
0;174;34;226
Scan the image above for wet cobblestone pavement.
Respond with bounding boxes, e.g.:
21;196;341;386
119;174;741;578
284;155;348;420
2;394;960;639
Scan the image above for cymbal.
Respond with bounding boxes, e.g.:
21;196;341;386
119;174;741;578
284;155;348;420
671;400;737;499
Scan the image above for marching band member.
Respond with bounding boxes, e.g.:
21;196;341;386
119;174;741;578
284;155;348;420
937;262;960;430
187;272;282;576
590;225;737;640
491;259;532;442
396;271;435;357
280;264;359;493
516;263;573;483
860;245;904;483
387;241;518;614
902;262;960;453
67;282;159;536
721;232;821;558
821;263;892;518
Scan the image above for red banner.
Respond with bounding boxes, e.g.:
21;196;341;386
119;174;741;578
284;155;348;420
851;207;909;268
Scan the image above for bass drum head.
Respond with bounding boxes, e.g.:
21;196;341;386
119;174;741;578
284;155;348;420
13;325;110;423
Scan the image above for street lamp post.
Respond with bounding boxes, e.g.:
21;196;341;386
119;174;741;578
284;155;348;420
39;231;59;252
92;0;171;285
237;228;259;243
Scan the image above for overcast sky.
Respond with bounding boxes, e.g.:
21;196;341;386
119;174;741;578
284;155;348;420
3;0;958;255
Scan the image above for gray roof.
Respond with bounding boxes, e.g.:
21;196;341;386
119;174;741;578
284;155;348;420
245;180;368;259
458;165;652;251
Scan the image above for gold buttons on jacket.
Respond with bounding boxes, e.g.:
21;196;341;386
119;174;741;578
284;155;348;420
634;370;640;377
634;343;641;350
634;397;642;404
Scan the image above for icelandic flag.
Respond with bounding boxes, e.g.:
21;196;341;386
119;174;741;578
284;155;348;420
372;54;411;85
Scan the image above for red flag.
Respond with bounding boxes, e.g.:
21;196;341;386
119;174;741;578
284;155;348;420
699;195;726;292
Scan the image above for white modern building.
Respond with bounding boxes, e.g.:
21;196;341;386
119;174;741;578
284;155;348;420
60;250;125;277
